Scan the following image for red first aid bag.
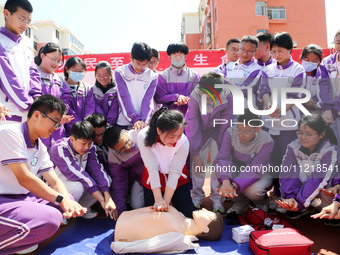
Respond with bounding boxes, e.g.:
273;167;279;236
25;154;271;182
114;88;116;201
249;228;314;255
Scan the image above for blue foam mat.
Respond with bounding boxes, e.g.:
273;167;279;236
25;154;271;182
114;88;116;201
37;218;253;255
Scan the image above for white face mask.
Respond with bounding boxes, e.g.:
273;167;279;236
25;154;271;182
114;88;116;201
302;60;318;72
69;71;84;82
171;59;185;68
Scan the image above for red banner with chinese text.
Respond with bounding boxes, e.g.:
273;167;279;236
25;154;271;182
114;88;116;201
55;49;334;73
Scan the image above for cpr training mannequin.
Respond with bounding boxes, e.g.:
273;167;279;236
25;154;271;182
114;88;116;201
111;206;223;253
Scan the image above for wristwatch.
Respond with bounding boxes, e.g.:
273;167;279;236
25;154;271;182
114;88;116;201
55;194;64;205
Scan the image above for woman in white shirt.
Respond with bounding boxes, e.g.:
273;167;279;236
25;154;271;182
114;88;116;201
138;107;194;218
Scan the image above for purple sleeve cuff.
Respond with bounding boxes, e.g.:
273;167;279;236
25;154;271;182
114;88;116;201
38;167;53;173
87;185;99;194
1;158;27;165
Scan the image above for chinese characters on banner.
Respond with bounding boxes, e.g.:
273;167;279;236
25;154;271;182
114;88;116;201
55;49;333;73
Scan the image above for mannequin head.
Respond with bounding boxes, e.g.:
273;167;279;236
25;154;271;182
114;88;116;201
194;208;223;241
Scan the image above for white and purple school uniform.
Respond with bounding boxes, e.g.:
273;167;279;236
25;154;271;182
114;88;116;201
49;137;111;196
213;61;236;77
256;57;276;72
115;63;158;128
304;65;333;115
155;65;199;115
93;82;119;126
61;81;96;136
0;27;41;124
215;127;274;193
108;130;144;214
36;65;66;148
322;52;340;142
187;86;233;209
0;122;61;254
280;138;339;211
225;60;266;108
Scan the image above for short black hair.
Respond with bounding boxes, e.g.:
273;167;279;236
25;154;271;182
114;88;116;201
240;35;259;48
71;121;95;141
199;72;224;94
28;95;66;118
4;0;33;13
131;42;152;62
166;42;189;56
301;44;323;62
271;32;293;50
64;57;86;80
103;126;122;149
35;42;63;66
256;32;272;45
226;38;240;49
151;48;160;60
237;108;262;126
84;113;107;128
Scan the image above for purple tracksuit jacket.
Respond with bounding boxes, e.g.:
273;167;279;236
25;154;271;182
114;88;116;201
280;138;339;210
61;81;96;136
0;27;41;122
155;65;199;115
186;86;233;156
36;65;65;148
215;127;274;193
49;137;111;194
93;83;119;126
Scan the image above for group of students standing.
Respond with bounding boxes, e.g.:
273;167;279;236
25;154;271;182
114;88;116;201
1;0;340;254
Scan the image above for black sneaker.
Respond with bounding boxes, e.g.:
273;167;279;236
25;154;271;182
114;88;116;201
226;211;241;225
324;219;340;227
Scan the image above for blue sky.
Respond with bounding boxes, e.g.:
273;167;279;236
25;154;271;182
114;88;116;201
0;0;338;53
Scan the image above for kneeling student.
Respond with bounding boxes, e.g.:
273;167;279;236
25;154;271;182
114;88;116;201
49;121;118;223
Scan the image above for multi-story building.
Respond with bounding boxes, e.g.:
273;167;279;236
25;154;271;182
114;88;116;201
182;0;327;50
0;4;86;55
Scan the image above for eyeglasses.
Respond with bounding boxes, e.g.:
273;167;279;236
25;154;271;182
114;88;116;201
45;54;64;66
95;74;110;79
235;127;256;136
229;48;239;53
296;131;319;139
116;138;132;154
149;61;159;66
239;48;256;55
11;12;31;26
40;111;62;129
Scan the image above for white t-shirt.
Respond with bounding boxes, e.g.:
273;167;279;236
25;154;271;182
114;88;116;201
0;122;53;194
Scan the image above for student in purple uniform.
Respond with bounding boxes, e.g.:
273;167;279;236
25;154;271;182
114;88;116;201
155;42;199;116
49;121;118;224
148;48;160;72
260;32;306;199
34;42;74;149
0;95;86;255
279;115;339;219
215;109;274;216
85;113;109;172
103;126;145;215
115;42;158;130
226;35;270;110
322;30;340;143
300;44;333;121
255;32;275;71
93;61;118;127
187;72;233;213
138;108;195;218
0;0;41;125
61;57;96;136
213;38;240;77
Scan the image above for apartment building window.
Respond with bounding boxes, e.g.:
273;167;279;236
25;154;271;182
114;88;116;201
267;7;286;19
256;2;267;16
25;27;31;38
56;29;60;39
33;41;37;51
257;29;268;34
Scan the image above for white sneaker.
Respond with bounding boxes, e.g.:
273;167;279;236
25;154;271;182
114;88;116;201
61;217;68;226
82;208;98;219
16;244;38;254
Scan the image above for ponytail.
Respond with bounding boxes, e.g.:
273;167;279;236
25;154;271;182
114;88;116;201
324;125;338;145
145;107;168;147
